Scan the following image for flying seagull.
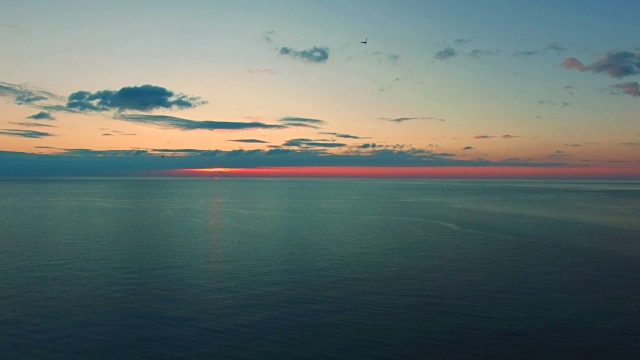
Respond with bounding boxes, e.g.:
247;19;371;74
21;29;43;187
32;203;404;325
360;37;367;44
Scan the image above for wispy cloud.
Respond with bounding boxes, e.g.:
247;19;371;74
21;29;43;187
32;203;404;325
562;50;640;78
228;139;270;143
537;100;569;107
468;49;500;58
434;47;457;60
0;129;53;138
115;114;287;130
453;38;472;45
279;46;330;63
371;51;399;65
381;116;445;123
610;82;640;97
247;68;275;75
514;43;564;57
549;150;570;158
473;134;519;139
282;138;346;148
67;85;207;112
320;132;368;139
278;116;326;128
473;135;496;139
27;111;55;120
0;82;58;104
10;122;56;128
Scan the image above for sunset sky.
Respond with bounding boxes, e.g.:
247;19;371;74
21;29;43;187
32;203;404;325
2;0;639;177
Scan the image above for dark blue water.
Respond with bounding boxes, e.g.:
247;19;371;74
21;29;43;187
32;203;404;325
1;178;639;358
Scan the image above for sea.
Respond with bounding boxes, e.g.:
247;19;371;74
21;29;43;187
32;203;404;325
1;178;638;359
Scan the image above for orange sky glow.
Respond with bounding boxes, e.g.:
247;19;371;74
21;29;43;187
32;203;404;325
155;166;640;179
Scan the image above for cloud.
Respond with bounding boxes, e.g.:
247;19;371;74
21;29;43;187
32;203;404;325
27;111;55;120
67;85;207;112
0;82;58;105
562;57;586;70
320;132;367;139
62;149;150;156
262;30;276;44
514;43;565;57
453;38;472;45
549;150;569;158
463;146;474;150
228;139;270;143
10;122;56;128
0;129;53;138
0;148;572;177
473;134;518;139
473;135;496;139
282;138;346;148
279;46;330;63
381;116;445;123
621;142;639;146
610;82;640;97
247;68;275;75
562;50;640;78
371;51;399;64
278;116;326;129
115;114;287;130
468;49;500;58
434;47;457;60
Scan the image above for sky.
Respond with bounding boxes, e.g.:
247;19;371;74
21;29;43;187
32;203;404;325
1;0;640;178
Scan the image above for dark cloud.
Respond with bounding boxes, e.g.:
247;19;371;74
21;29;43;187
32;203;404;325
0;148;571;177
27;111;55;120
621;142;639;146
228;139;270;143
67;85;207;112
279;46;329;63
381;116;445;123
320;132;367;139
562;50;640;78
434;47;457;60
610;82;640;97
115;114;287;130
153;148;222;156
282;138;346;148
0;129;53;138
463;146;474;150
62;149;149;156
501;135;519;139
10;122;56;128
514;43;564;57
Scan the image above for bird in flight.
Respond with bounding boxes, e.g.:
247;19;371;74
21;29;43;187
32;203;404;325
360;37;367;44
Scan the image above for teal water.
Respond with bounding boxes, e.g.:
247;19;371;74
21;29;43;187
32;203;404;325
1;178;639;358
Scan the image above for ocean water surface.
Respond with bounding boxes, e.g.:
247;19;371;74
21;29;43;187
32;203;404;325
1;178;639;358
